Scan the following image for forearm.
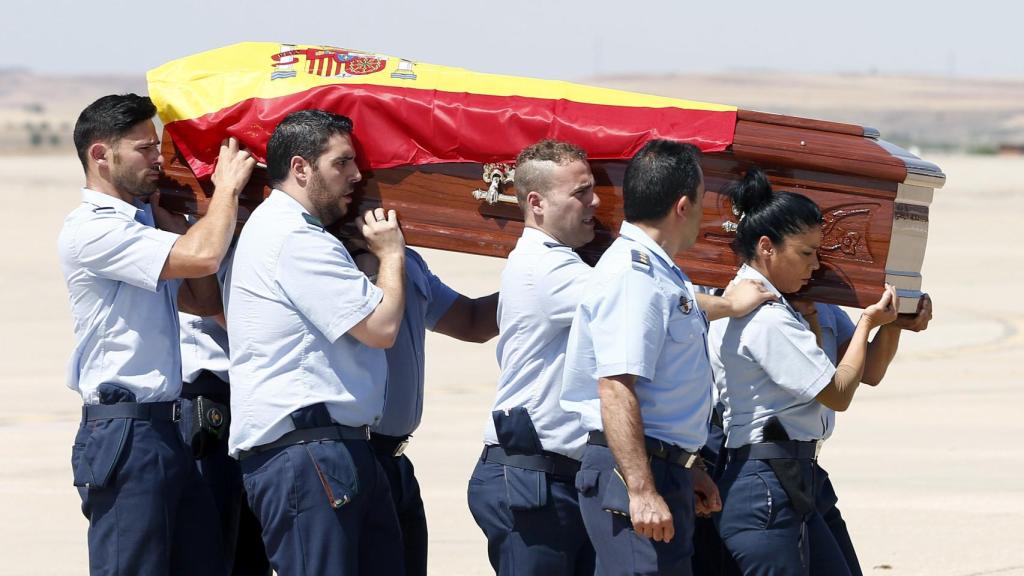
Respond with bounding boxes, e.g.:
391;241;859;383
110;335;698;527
356;251;406;348
695;293;729;321
171;192;238;276
599;375;656;495
861;324;901;386
817;319;871;411
473;293;499;339
178;275;222;317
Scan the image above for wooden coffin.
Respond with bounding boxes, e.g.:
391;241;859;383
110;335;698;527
156;108;943;313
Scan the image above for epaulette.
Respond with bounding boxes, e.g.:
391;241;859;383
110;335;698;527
302;212;325;231
630;248;651;272
92;206;115;214
543;241;567;250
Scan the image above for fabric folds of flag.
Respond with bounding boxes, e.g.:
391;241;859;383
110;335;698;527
147;42;738;178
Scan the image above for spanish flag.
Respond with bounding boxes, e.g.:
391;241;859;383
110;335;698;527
148;42;737;178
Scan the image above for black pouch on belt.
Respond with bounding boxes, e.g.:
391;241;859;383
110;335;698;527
189;396;230;459
761;417;814;516
766;459;815;516
492;407;544;455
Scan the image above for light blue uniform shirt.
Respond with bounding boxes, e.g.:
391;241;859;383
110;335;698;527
374;249;459;437
58;188;182;404
226;190;385;456
180;249;232;384
708;264;837;448
560;221;714;452
484;227;594;460
180;313;230;384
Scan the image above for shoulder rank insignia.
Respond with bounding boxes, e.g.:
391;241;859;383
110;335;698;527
302;212;324;230
631;249;651;271
543;241;567;249
92;206;115;214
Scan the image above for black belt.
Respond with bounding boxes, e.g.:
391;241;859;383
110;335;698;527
370;433;411;458
588;430;699;469
728;440;822;461
238;424;371;461
82;400;181;422
481;445;581;477
181;370;229;399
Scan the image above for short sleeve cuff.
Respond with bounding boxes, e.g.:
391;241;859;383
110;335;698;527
424;284;459;330
797;363;836;403
140;228;180;292
324;284;384;342
595;361;654;381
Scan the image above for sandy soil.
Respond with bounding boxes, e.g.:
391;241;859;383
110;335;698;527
0;152;1021;575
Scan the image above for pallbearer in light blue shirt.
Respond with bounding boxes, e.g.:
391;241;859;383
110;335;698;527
559;140;774;576
707;167;902;575
176;248;271;576
59;94;254;575
467;140;601;575
226;110;408;576
345;241;498;576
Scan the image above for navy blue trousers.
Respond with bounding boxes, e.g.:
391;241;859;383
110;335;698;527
241;439;404;576
692;422;741;576
72;416;224;576
373;450;428;576
715;457;851;576
815;468;863;576
577;444;695;576
467;458;595;575
178;395;270;576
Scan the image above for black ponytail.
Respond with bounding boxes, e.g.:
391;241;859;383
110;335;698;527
730;167;823;262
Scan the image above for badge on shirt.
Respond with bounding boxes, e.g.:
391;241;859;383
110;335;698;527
678;295;693;315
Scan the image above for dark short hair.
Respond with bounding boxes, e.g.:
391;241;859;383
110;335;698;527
73;94;157;172
622;140;703;222
730;167;823;261
513;140;588;204
266;110;354;186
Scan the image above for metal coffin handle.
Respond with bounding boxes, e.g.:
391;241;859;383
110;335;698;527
472;163;518;205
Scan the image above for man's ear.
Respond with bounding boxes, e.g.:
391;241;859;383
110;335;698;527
88;142;109;169
526;190;544;216
290;155;309;185
675;194;693;219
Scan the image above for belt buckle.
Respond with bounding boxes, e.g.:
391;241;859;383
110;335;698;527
393;438;410;458
813;439;823;460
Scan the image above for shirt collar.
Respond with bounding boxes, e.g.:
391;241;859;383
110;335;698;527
81;188;142;220
735;263;783;299
521;226;563;247
617;220;680;273
736;263;806;322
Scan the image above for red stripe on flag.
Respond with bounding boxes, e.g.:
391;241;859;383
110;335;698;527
164;83;737;178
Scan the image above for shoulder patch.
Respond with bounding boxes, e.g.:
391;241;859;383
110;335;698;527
302;212;325;230
630;248;651;272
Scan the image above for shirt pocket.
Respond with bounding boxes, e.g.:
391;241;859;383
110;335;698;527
668;314;703;343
